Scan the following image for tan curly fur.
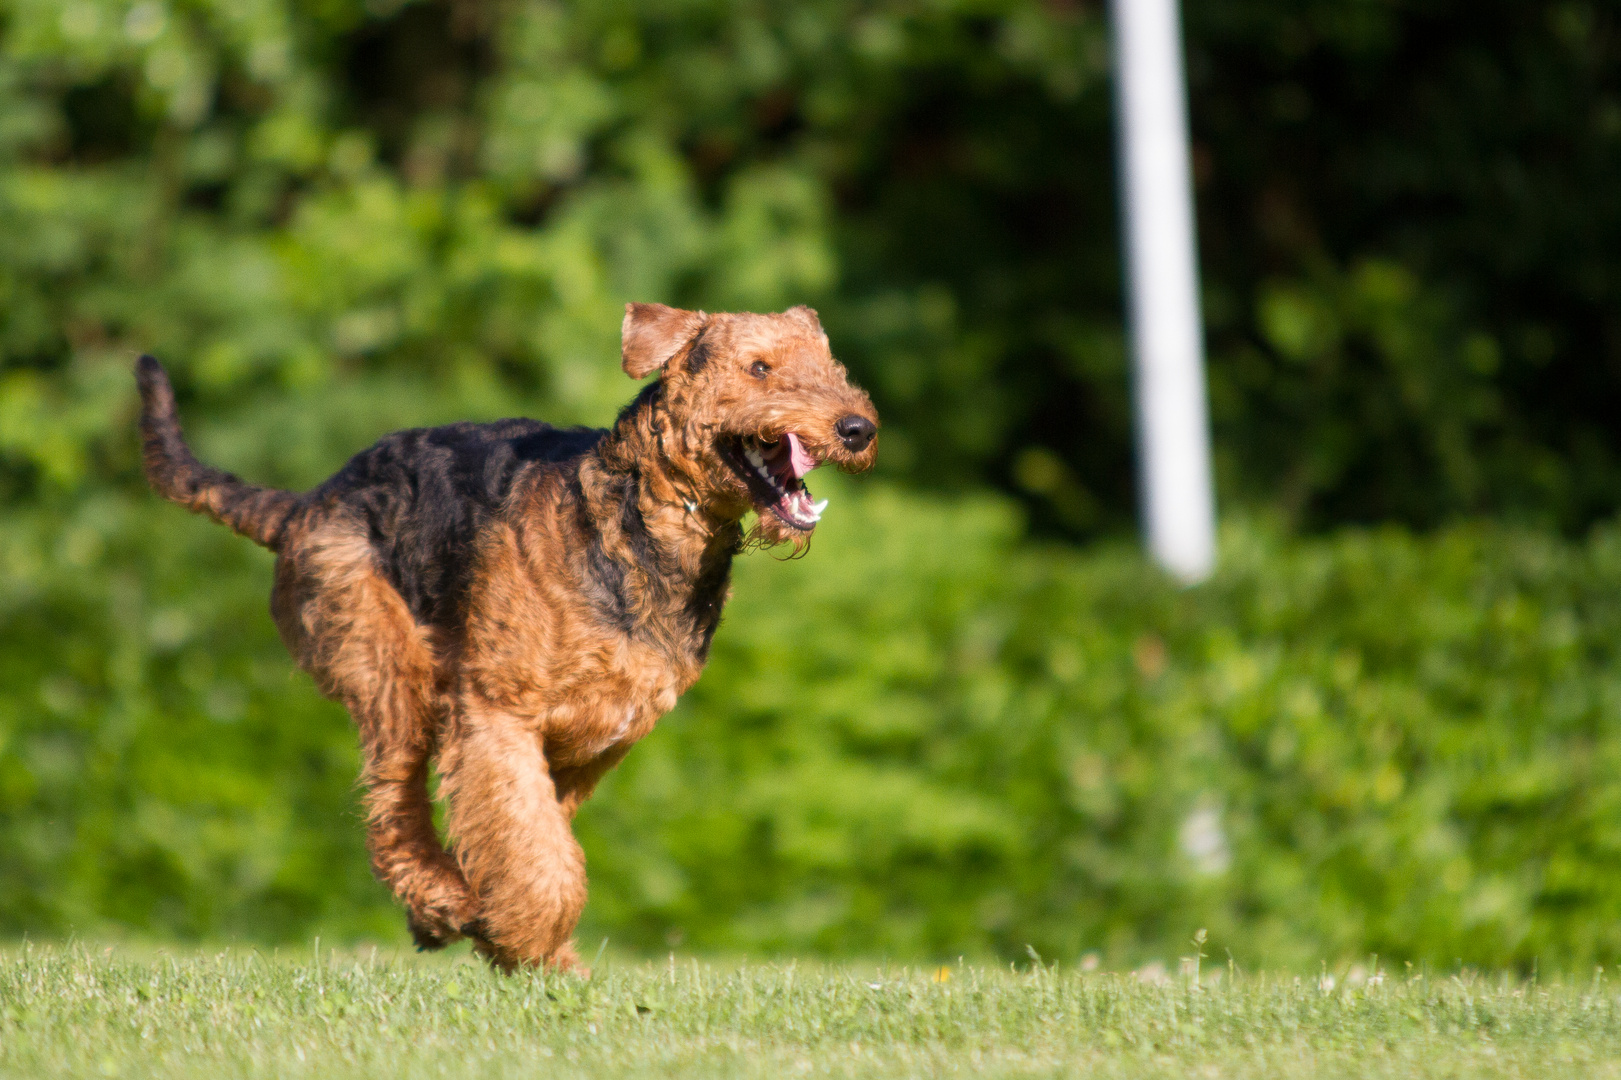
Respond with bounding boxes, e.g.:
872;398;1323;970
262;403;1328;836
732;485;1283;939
135;305;878;973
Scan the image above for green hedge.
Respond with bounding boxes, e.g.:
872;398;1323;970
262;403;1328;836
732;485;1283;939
5;0;1621;539
6;0;1621;976
7;467;1621;970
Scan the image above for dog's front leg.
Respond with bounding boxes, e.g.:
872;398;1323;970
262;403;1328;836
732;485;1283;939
437;700;589;974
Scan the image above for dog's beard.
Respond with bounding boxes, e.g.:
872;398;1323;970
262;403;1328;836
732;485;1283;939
741;512;814;556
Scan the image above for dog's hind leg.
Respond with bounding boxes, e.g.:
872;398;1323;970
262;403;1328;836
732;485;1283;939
437;703;588;973
271;523;478;948
361;729;475;951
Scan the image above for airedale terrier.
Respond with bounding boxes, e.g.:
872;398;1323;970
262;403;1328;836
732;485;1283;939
135;304;878;972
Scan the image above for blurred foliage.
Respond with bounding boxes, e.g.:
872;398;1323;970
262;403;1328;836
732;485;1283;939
1;0;1618;532
11;472;1621;970
2;0;1621;964
1189;0;1621;531
590;483;1621;970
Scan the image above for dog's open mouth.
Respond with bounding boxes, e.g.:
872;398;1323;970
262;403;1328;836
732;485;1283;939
724;433;827;531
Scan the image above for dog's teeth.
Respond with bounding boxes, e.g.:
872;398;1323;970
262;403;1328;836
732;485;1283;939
745;449;763;467
810;498;828;517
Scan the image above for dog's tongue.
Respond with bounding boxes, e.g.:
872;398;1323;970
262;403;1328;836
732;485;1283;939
786;432;817;478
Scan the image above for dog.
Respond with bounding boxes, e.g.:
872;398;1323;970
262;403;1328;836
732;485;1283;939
135;303;878;972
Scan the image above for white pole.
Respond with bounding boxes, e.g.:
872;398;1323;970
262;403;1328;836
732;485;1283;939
1109;0;1216;583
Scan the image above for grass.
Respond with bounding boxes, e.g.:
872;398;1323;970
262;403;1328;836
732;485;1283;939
2;945;1619;1078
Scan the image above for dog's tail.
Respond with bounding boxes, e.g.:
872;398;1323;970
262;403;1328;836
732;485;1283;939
136;355;300;551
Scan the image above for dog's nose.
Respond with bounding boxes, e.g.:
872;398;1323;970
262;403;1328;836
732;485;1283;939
835;415;876;452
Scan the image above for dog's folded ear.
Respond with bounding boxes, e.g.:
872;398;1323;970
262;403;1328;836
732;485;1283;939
783;304;820;330
783;305;829;345
622;303;707;379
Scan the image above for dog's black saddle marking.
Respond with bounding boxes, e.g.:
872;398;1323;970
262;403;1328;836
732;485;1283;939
313;418;606;629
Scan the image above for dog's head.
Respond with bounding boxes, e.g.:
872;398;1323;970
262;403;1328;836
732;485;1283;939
621;302;878;546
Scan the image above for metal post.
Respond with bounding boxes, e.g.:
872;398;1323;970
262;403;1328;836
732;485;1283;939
1109;0;1216;583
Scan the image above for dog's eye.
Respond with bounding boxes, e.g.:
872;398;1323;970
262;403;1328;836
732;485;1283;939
750;361;771;379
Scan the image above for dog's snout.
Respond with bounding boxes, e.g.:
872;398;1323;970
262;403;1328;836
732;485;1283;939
835;415;876;452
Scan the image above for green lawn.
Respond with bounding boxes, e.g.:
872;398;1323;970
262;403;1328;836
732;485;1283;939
1;946;1616;1079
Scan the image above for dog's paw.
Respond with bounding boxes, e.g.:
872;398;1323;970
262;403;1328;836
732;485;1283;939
407;903;479;952
407;914;456;952
550;941;590;979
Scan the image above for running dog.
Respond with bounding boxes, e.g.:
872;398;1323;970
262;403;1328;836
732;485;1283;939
135;303;878;972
